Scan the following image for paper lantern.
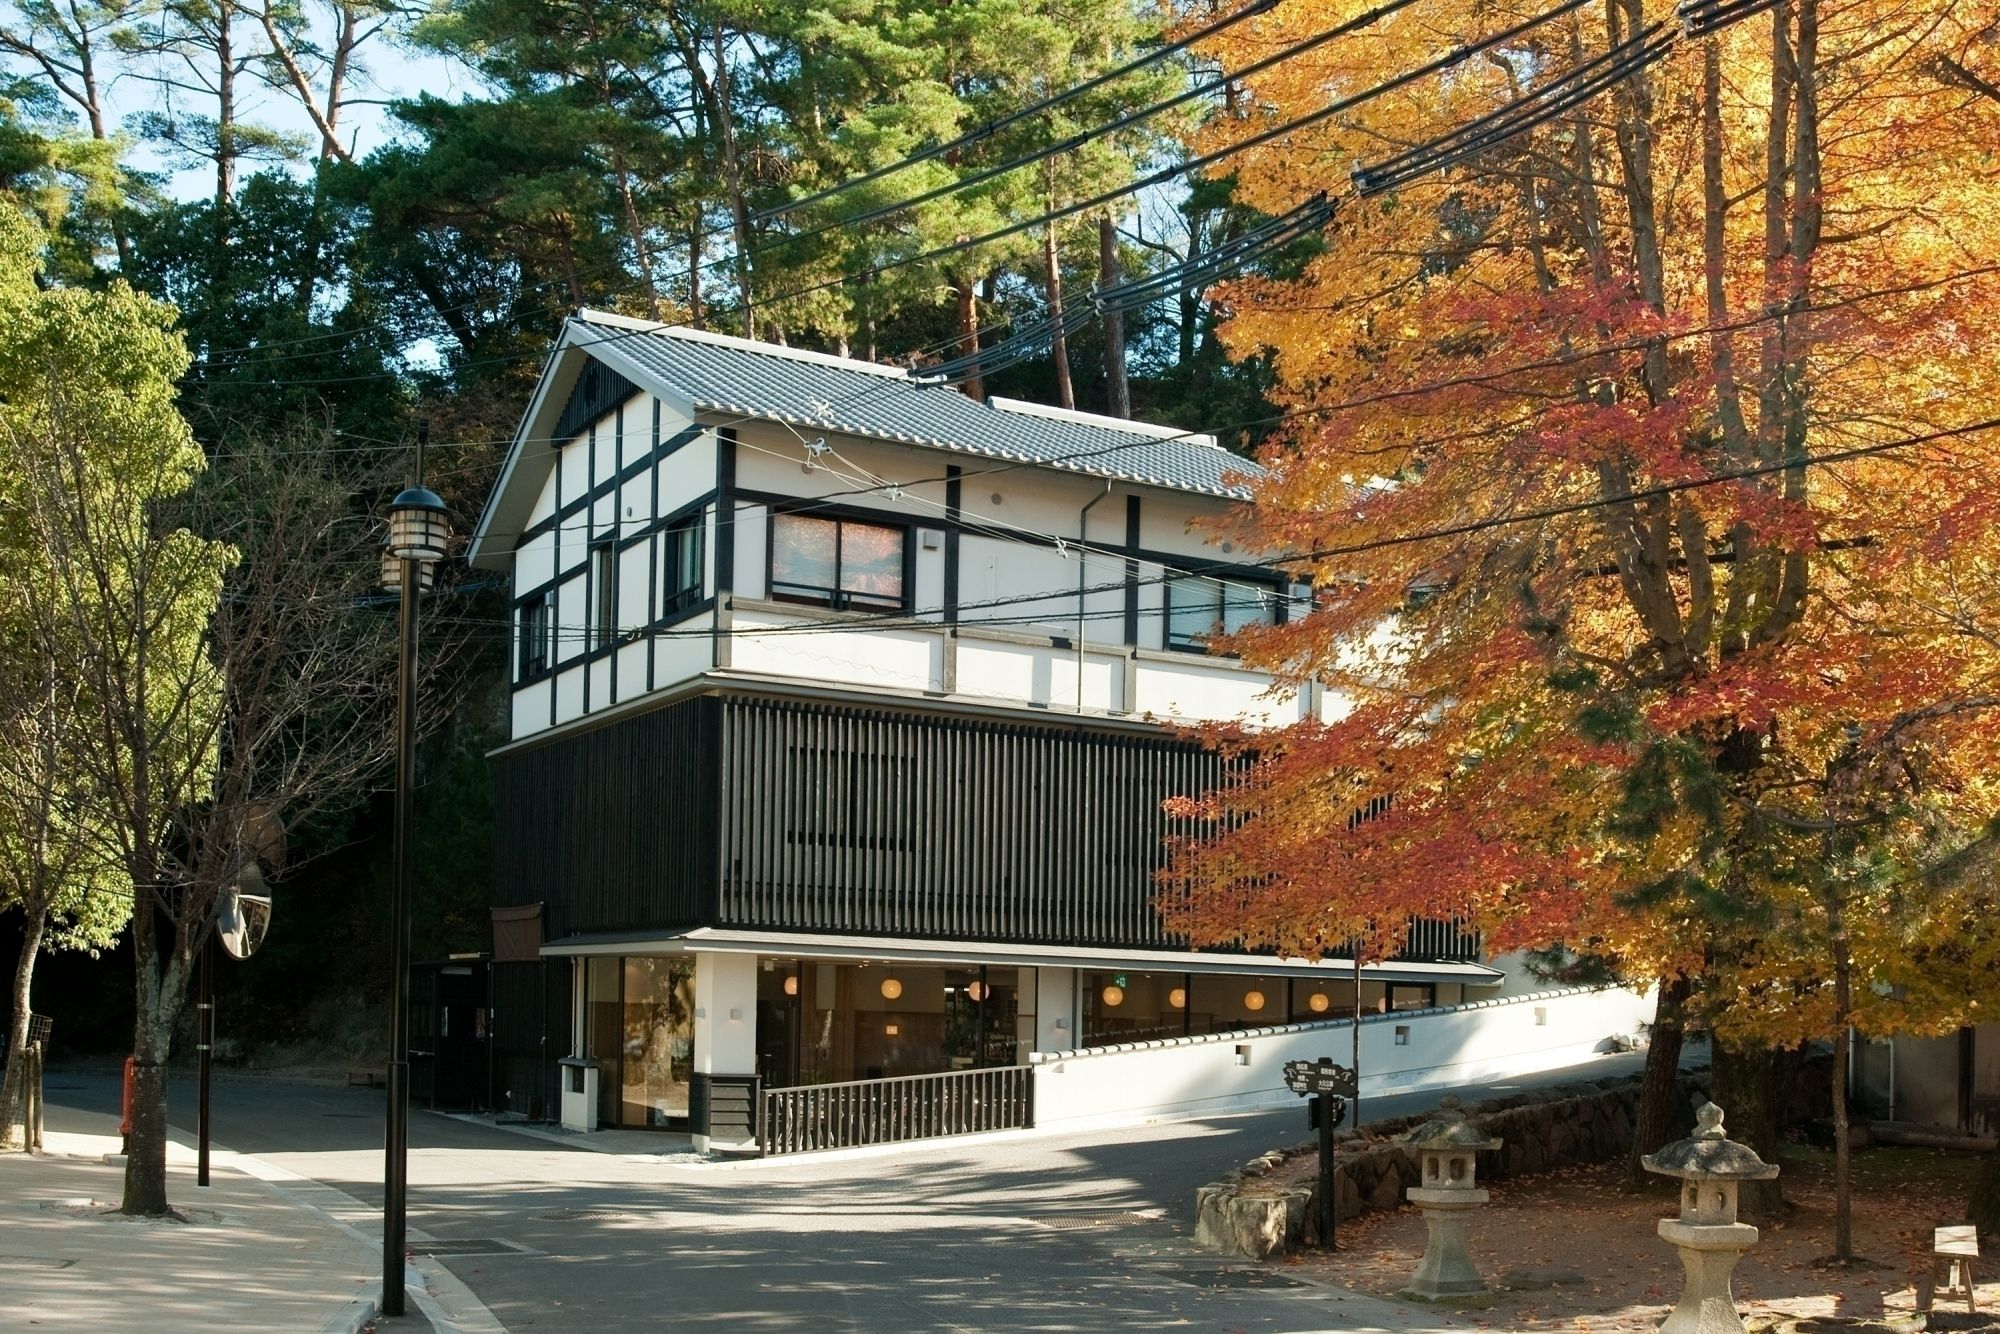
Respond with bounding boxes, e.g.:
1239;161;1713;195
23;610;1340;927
1168;987;1187;1009
1101;984;1125;1007
880;977;903;1000
1244;990;1266;1012
1308;992;1331;1013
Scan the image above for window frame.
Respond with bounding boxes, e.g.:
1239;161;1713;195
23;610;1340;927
765;507;913;614
657;508;705;619
590;538;619;650
1162;570;1279;653
516;590;554;681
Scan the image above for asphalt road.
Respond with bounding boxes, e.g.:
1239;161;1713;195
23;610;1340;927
47;1050;1656;1332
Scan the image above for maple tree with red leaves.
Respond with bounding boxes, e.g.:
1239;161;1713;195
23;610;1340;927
1159;0;2000;1254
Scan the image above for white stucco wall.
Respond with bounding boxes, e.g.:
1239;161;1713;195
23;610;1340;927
1028;984;1656;1134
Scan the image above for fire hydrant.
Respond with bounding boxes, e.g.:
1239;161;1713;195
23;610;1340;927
1398;1094;1502;1299
1641;1102;1779;1334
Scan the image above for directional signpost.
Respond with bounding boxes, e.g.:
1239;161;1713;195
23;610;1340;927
1284;1057;1358;1250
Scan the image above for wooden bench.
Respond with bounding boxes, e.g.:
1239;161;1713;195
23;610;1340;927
1928;1224;1980;1313
346;1068;386;1090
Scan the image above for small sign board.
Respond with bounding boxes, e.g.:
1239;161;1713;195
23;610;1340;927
1283;1058;1357;1099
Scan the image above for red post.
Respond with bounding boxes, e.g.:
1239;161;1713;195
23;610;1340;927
119;1055;136;1149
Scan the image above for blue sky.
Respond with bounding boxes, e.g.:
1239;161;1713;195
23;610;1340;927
92;24;467;201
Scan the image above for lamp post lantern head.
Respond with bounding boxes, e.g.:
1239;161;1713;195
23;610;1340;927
379;546;436;592
386;486;450;563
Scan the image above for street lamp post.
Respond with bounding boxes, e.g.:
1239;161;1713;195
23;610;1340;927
380;473;449;1319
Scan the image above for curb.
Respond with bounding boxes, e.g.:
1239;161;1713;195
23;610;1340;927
323;1296;379;1334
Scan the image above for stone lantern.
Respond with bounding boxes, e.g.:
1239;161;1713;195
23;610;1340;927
1641;1102;1779;1334
1399;1094;1502;1298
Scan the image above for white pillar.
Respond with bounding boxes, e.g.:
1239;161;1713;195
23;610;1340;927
692;951;759;1153
1034;967;1078;1053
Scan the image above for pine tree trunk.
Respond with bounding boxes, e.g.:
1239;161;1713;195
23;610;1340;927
954;277;983;401
1043;210;1074;410
1099;214;1129;418
0;914;47;1152
1712;1037;1785;1220
1625;973;1690;1187
712;24;756;338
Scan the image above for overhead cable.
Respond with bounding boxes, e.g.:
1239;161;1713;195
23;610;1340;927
756;0;1282;223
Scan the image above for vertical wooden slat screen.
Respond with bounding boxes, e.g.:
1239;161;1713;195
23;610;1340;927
497;686;1481;961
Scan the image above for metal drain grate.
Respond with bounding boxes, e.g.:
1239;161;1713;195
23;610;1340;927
1167;1268;1308;1291
535;1208;634;1222
411;1239;526;1256
1035;1212;1156;1230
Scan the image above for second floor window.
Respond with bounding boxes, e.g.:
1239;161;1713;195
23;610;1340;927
659;512;703;617
517;592;553;679
592;541;618;649
1165;573;1274;651
769;512;906;612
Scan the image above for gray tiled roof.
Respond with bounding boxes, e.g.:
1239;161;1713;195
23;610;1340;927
580;316;1260;500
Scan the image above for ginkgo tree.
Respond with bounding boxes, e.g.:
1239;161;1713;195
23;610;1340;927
1158;0;2000;1249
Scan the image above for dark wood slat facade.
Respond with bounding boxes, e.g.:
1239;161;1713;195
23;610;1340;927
493;687;1479;959
493;694;723;939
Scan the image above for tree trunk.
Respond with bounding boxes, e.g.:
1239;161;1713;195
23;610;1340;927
121;1002;176;1216
1829;889;1854;1261
1625;973;1690;1187
1968;1150;2000;1238
1099;214;1129;418
0;913;47;1152
1043;213;1074;410
954;276;983;401
711;24;756;338
1712;1037;1786;1220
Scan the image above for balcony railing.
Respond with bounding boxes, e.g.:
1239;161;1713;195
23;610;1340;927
760;1065;1034;1156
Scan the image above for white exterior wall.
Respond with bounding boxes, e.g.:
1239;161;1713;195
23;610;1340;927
1028;984;1657;1134
692;951;760;1153
505;389;1318;741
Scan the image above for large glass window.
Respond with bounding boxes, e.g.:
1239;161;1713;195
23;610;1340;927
1165;574;1275;652
1188;973;1290;1035
620;958;694;1126
1082;971;1189;1048
583;955;695;1129
658;511;704;617
770;513;907;611
782;962;1020;1086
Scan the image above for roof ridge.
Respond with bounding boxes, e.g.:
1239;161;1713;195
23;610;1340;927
985;394;1223;451
572;309;914;381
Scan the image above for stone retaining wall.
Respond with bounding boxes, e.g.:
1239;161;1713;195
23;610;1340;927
1194;1051;1833;1261
1194;1070;1713;1260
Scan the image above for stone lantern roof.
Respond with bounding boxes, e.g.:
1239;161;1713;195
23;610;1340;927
1641;1103;1779;1182
1402;1096;1502;1152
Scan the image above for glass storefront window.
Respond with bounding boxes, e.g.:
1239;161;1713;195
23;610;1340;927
1289;980;1357;1023
1082;971;1188;1048
583;955;695;1129
1188;974;1289;1035
774;961;1021;1086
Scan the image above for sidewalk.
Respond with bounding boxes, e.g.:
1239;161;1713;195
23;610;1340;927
0;1103;387;1333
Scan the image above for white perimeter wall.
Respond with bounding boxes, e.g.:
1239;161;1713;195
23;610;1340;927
1028;984;1657;1135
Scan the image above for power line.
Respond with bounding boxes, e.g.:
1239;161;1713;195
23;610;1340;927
769;0;1417;252
475;414;2000;647
210;0;1599;390
756;0;1282;223
451;257;2000;547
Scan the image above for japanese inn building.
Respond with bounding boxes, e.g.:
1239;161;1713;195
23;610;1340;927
465;312;1625;1156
